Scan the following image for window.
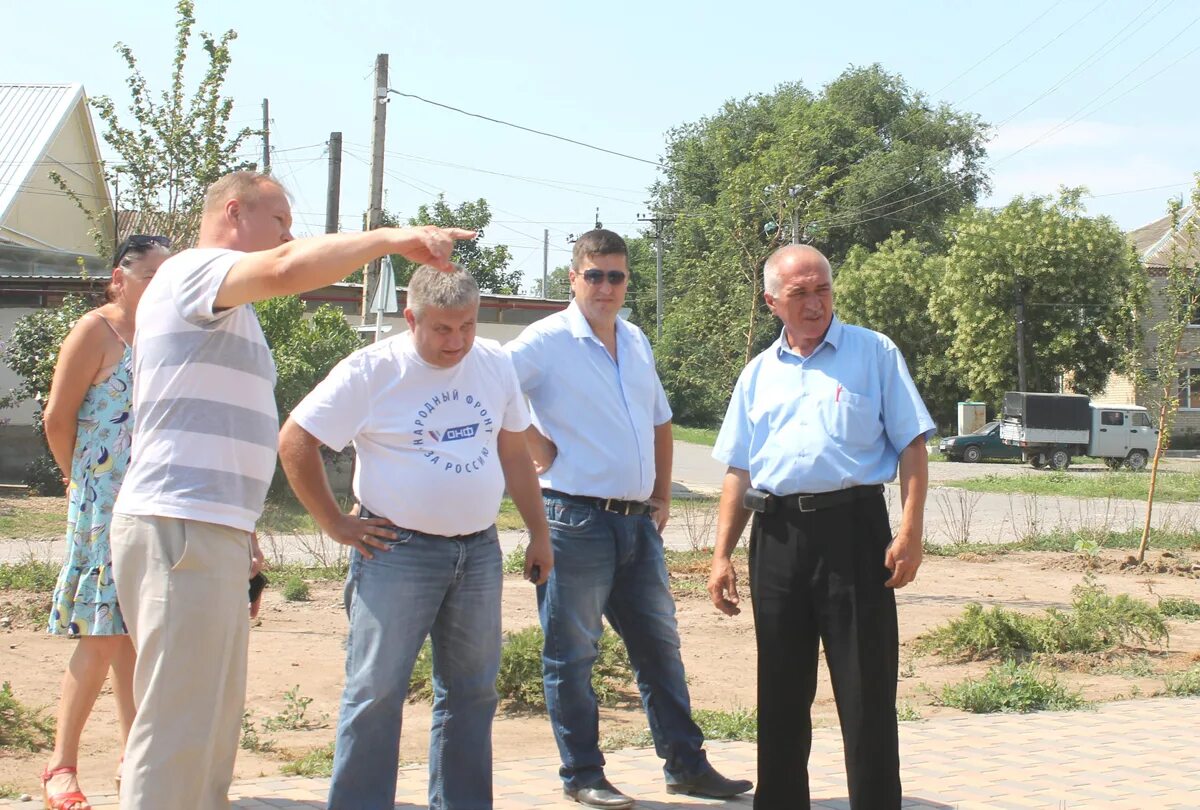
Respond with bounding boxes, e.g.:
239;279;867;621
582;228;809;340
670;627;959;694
1132;412;1152;428
1180;368;1200;409
1100;411;1124;426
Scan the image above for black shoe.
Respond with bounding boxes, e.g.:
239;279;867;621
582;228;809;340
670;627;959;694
564;778;635;809
666;767;753;799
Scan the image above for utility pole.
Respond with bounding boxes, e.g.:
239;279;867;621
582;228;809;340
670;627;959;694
638;212;676;341
325;132;342;234
1014;281;1028;391
261;99;270;174
361;54;389;324
542;228;549;298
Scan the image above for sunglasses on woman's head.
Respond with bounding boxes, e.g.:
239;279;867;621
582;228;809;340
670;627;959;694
115;234;171;267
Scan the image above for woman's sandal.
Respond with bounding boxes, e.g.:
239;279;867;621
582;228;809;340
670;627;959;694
41;765;90;810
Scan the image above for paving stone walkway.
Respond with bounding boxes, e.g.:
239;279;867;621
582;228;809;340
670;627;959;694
8;697;1197;809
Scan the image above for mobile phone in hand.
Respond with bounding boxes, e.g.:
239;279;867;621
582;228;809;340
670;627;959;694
248;572;268;603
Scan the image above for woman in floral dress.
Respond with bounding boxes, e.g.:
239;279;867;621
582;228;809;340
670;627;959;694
40;235;170;810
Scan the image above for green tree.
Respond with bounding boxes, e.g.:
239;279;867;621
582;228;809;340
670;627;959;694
1134;180;1200;562
252;297;361;425
651;65;990;424
931;189;1145;409
0;294;95;493
835;234;961;427
541;265;570;299
51;0;258;256
623;235;656;332
387;195;519;294
253;296;362;495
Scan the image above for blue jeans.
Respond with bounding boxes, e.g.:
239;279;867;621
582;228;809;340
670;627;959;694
538;495;707;791
328;525;502;810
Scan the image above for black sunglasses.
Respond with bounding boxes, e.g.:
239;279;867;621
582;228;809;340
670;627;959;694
114;234;171;267
580;269;628;286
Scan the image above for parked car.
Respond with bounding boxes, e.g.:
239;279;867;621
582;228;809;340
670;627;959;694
939;421;1022;463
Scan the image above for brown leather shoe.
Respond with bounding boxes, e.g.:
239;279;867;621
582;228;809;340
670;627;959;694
564;778;635;808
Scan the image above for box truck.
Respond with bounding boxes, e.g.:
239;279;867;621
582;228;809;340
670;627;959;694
999;392;1158;471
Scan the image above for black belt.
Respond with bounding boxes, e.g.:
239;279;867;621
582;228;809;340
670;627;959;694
774;484;884;513
542;489;654;517
357;505;486;540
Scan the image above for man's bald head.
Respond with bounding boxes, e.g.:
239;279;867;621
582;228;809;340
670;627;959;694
764;245;832;297
203;171;287;215
198;170;294;252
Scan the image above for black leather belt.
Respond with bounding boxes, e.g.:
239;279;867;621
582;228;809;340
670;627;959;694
357;505;486;540
775;484;884;513
542;489;654;517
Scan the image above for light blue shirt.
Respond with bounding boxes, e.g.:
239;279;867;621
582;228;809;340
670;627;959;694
506;301;672;501
713;316;935;495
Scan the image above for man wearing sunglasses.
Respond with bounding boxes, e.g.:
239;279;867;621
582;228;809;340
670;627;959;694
109;170;475;810
506;230;752;808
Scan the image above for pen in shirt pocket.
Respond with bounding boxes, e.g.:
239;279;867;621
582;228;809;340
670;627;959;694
835;383;843;403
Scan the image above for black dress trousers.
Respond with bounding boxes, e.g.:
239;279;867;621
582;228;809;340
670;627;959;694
749;490;901;809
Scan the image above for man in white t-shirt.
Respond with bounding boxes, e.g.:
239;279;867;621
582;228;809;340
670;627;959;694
110;171;475;810
279;264;553;810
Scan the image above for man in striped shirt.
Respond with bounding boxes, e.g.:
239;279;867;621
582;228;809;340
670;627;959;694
111;171;473;810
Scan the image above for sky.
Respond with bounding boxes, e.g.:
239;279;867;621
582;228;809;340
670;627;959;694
4;0;1197;290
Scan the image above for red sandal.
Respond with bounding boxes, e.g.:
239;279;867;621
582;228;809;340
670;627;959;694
41;765;90;810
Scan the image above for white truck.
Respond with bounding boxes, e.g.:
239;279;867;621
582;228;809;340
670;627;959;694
998;392;1158;471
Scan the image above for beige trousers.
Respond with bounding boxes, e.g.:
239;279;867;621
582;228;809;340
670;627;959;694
111;514;251;810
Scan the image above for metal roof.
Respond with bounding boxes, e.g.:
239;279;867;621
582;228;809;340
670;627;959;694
0;83;85;221
1128;205;1200;268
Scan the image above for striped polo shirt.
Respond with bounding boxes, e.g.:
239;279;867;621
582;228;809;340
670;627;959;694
114;248;278;532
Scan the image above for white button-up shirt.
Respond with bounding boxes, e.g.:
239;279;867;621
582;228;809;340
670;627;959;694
506;301;672;501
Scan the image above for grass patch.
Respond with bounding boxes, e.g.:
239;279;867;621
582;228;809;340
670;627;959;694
0;560;59;591
673;425;718;446
282;743;335;777
266;561;347;582
0;503;62;539
239;712;277;753
495;498;526;532
1159;597;1200;621
0;681;54;752
263;686;326;731
1163;665;1200;696
0;783;20;799
502;543;527;575
259;494;527;535
408;625;634;711
662;546;743;574
281;576;311;602
938;661;1087;713
926;528;1200;557
693;707;757;741
602;708;758;749
896;701;923;722
917;579;1168;660
600;726;655;751
943;471;1200;502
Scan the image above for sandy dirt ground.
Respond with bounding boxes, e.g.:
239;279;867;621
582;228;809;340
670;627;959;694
2;546;1199;799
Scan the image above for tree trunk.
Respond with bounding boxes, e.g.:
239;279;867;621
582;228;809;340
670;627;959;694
1137;399;1170;563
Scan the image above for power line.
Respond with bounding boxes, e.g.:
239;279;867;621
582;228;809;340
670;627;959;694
747;0;1108;223
816;21;1200;232
929;0;1069;96
386;88;664;168
816;0;1165;225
